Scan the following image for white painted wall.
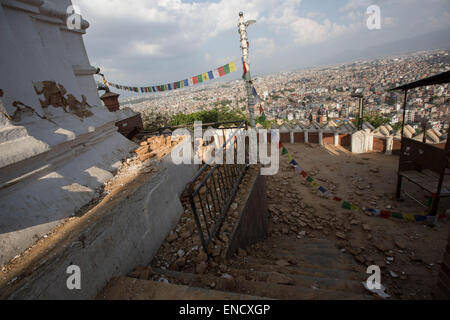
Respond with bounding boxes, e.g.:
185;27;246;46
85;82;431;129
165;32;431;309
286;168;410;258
0;0;137;264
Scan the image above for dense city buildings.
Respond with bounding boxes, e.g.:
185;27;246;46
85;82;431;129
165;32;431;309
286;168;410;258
121;49;449;132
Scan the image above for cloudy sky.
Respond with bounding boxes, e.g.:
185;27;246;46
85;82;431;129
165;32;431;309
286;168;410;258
72;0;450;88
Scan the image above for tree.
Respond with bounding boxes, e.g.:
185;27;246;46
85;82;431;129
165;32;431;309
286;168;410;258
168;108;247;127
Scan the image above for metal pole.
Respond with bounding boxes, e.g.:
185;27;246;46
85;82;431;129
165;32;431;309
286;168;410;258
400;90;408;139
238;12;255;128
358;97;363;130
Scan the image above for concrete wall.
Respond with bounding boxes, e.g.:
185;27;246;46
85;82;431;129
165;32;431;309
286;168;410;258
226;172;269;258
373;137;386;152
1;156;198;300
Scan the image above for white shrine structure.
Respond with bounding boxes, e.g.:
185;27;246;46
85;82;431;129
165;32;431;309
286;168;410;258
0;0;139;265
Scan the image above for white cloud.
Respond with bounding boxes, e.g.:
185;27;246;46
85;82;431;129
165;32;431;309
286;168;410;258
262;3;360;46
72;0;450;84
253;37;276;57
133;41;164;57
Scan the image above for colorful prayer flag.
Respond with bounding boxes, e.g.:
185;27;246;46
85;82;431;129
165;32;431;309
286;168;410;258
229;62;237;73
218;66;225;77
257;112;266;124
391;212;403;219
224;64;230;74
380;211;391;219
342;202;352;210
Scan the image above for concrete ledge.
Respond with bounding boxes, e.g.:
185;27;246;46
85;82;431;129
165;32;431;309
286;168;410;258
97;277;266;300
0;126;137;265
0;156;198;299
226;171;269;258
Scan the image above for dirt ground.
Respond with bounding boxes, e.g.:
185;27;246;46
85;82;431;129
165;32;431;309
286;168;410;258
142;143;450;300
267;143;450;299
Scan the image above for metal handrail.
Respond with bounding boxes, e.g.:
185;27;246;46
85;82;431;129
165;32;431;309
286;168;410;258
185;120;249;254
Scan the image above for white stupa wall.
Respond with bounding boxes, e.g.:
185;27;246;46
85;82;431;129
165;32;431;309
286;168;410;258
0;0;137;264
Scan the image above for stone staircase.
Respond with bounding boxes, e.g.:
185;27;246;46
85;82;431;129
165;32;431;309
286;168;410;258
101;236;374;300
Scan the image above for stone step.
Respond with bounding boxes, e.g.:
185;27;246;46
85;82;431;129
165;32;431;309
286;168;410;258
263;237;337;248
231;256;365;280
217;266;366;294
271;249;360;271
153;269;372;300
97;276;269;300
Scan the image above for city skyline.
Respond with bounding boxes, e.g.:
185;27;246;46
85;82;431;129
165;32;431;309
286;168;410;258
74;0;450;90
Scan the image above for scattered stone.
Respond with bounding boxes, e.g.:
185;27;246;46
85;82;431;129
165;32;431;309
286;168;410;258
211;246;221;257
347;246;362;256
394;238;407;250
177;249;185;257
196;251;208;263
238;248;247;257
275;259;290;267
335;232;347;240
354;255;366;264
221;273;233;280
389;271;399;278
158;277;169;284
167;231;178;243
267;272;295;285
174;257;186;269
139;267;153;280
374;241;389;253
195;261;207;274
362;224;371;232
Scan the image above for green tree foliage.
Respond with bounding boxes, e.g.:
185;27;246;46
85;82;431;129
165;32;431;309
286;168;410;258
362;115;391;128
168;108;248;127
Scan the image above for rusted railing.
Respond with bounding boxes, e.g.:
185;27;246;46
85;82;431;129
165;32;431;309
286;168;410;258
185;120;249;253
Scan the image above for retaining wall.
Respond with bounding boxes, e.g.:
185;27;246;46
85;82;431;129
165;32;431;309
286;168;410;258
226;171;269;258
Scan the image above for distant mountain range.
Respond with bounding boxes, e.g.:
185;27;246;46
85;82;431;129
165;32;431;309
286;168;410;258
321;27;450;66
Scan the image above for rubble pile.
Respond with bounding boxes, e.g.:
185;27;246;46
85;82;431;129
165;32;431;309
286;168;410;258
133;135;182;163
